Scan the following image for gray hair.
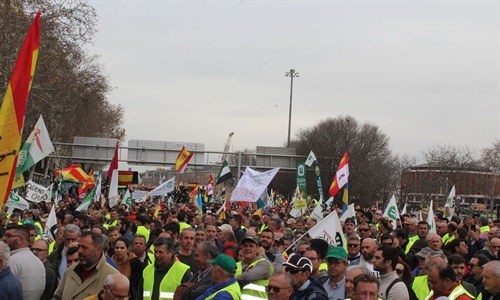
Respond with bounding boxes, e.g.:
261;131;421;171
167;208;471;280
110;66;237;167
270;271;293;288
64;224;82;236
106;273;130;290
101;234;110;251
425;251;447;268
0;241;10;270
179;228;195;239
200;241;220;258
346;265;370;276
483;261;500;277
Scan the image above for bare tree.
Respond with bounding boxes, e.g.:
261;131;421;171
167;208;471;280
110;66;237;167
290;115;395;207
481;140;500;211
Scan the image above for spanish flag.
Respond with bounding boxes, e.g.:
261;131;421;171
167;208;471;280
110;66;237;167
55;165;95;194
0;12;41;210
174;146;193;173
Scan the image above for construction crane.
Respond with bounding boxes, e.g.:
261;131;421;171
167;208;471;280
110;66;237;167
220;132;234;163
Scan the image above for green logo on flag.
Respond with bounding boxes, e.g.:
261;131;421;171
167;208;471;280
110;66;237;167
167;181;173;188
388;206;397;220
10;193;19;202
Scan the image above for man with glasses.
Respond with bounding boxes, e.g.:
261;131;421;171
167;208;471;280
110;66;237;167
463;253;489;292
31;239;56;300
196;253;242;300
372;245;409;300
283;255;328;300
345;265;371;299
3;224;45;300
267;271;294;300
84;273;130;300
322;246;348;299
347;236;361;263
357;223;371;239
48;223;81;284
305;248;328;282
352;274;380;300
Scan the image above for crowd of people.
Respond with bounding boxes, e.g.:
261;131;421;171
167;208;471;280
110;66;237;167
0;195;500;300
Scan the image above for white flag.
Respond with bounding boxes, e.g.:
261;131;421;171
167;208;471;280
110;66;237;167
340;203;356;222
108;169;119;208
427;201;437;234
401;203;407;215
123;189;132;207
6;192;30;213
149;177;176;196
305;151;317;167
445;185;456;208
231;167;280;202
25;180;52;203
44;205;58;242
383;194;399;229
311;197;334;220
94;175;102;203
135;194;148;203
16;115;55;175
308;210;346;248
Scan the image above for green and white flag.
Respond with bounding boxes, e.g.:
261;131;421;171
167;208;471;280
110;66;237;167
6;192;30;213
76;188;95;211
383;194;399;229
123;189;132;207
16;115;54;175
296;162;307;195
427;200;436;234
305;151;317;167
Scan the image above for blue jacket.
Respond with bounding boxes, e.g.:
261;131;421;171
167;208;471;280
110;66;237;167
291;276;329;300
0;266;23;299
196;277;238;300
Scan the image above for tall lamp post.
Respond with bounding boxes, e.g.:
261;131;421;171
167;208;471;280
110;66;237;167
285;69;299;148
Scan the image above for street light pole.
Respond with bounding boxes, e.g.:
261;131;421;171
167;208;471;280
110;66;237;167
285;69;299;148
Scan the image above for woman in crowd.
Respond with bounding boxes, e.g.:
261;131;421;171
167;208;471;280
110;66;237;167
112;237;144;299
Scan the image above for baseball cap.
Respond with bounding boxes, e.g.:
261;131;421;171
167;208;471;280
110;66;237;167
283;255;312;273
241;235;260;246
325;246;348;259
344;218;356;225
207;254;237;274
218;224;232;231
287;218;296;225
415;247;433;258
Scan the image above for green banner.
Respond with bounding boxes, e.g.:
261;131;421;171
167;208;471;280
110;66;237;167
296;162;307;195
314;163;325;201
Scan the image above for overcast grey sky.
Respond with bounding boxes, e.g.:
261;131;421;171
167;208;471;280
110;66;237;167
89;1;499;163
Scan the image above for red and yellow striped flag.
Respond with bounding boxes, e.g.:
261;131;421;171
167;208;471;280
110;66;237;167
0;12;41;210
174;146;193;173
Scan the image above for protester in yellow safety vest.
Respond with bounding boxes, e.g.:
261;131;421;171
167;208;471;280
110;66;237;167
136;214;150;242
424;261;474;300
195;254;242;300
405;221;429;254
442;222;458;245
137;237;192;300
108;208;119;227
411;250;448;300
235;236;273;300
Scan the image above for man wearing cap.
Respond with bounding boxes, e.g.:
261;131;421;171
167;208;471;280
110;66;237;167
137;237;192;300
404;218;418;238
372;245;409;300
287;218;297;232
235;236;274;300
344;218;357;238
322;246;348;300
283;255;328;300
195;254;241;300
411;251;447;300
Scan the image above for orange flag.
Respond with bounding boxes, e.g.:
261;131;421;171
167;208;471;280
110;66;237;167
0;12;41;210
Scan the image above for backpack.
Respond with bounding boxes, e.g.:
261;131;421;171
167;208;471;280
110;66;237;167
386;278;418;300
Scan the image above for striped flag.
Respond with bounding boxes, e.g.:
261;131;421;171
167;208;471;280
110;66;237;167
329;152;349;197
175;146;193;173
108;142;119;208
55;165;95;194
0;12;41;210
216;160;233;184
